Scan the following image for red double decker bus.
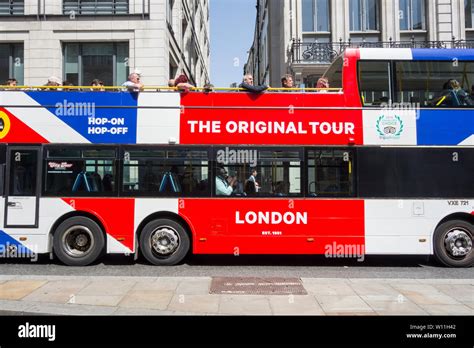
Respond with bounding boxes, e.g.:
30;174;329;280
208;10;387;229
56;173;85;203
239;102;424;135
0;48;473;267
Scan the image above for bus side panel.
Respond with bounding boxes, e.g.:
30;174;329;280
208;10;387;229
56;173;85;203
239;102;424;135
1;198;75;254
364;199;474;255
180;199;365;255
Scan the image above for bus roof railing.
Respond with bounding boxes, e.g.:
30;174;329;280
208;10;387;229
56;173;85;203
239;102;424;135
0;86;343;92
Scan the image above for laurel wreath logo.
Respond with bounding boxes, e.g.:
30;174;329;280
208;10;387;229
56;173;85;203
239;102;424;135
376;115;404;137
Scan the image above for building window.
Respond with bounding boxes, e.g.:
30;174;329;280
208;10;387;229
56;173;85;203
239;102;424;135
0;43;24;84
466;0;474;29
63;42;129;86
350;0;379;31
0;0;24;15
400;0;425;30
302;0;330;32
63;0;129;15
167;0;174;28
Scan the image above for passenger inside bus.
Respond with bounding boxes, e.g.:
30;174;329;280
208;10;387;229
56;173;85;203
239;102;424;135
215;167;236;196
430;79;474;107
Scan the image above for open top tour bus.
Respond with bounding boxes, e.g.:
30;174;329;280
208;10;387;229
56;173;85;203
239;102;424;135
0;48;473;267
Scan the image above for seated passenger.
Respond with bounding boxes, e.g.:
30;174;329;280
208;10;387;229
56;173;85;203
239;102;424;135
281;74;295;90
316;77;329;92
174;74;194;92
239;74;268;93
122;73;144;92
432;79;474;107
215;167;236;196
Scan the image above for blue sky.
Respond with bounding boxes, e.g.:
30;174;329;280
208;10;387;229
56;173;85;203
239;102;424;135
210;0;256;87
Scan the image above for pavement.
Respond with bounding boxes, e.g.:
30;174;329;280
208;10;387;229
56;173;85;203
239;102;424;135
0;275;472;315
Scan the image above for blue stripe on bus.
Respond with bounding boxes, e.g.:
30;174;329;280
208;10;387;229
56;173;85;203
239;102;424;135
411;49;474;61
0;230;34;255
26;91;139;144
417;110;474;145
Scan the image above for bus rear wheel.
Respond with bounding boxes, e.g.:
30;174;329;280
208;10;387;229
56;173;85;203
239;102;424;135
139;218;190;266
53;217;105;266
433;219;474;268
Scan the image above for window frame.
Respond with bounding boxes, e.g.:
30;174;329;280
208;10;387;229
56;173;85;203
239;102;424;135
42;145;119;198
0;0;24;16
302;0;331;33
350;0;379;32
62;0;129;15
393;60;474;108
62;42;129;86
211;146;304;199
399;0;426;31
305;147;357;198
0;42;24;85
120;145;212;198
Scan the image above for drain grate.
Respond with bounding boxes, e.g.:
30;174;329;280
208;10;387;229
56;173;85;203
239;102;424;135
210;277;307;295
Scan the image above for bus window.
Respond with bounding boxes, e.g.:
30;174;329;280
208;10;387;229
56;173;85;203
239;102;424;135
122;148;209;197
44;148;116;196
358;61;391;106
307;149;354;197
395;61;474;107
214;148;302;197
323;56;343;90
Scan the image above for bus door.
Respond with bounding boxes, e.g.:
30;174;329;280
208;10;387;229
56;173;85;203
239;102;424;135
4;147;41;228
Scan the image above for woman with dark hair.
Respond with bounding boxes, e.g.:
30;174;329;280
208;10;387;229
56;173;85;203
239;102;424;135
174;74;194;92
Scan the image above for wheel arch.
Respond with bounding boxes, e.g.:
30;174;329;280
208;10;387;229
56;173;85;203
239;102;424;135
435;212;474;231
49;211;108;249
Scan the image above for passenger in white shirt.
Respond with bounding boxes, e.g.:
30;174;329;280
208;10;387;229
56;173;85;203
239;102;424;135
122;73;144;92
215;167;236;196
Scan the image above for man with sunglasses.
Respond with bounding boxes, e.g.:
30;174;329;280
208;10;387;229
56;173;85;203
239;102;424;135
122;72;144;92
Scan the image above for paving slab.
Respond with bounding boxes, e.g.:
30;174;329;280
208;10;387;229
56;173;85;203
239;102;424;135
0;280;47;300
362;297;428;315
432;284;474;302
349;281;401;296
302;279;356;296
419;304;473;315
133;278;180;291
113;307;179;316
315;295;374;314
269;295;325;315
72;295;125;307
175;278;211;295
27;302;117;315
167;294;219;314
219;295;272;315
118;290;174;310
77;279;136;296
21;280;91;304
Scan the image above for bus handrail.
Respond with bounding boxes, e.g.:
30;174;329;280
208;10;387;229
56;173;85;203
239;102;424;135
0;85;343;93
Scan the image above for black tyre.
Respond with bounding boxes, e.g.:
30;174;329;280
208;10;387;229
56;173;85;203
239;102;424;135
433;219;474;268
53;217;105;266
139;218;190;266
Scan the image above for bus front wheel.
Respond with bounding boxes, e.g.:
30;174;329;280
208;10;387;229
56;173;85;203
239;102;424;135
139;218;190;266
53;217;105;266
433;219;474;268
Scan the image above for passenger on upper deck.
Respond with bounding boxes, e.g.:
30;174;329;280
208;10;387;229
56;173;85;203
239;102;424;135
239;74;268;93
6;78;17;88
122;72;144;92
432;79;473;107
281;74;294;88
316;77;329;92
44;76;62;90
174;74;194;92
91;79;105;92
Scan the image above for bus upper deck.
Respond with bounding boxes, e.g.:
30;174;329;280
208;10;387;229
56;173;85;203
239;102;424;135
0;48;473;147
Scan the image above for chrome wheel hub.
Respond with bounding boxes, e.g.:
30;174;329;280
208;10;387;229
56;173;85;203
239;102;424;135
151;227;179;256
445;229;472;257
62;226;94;257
